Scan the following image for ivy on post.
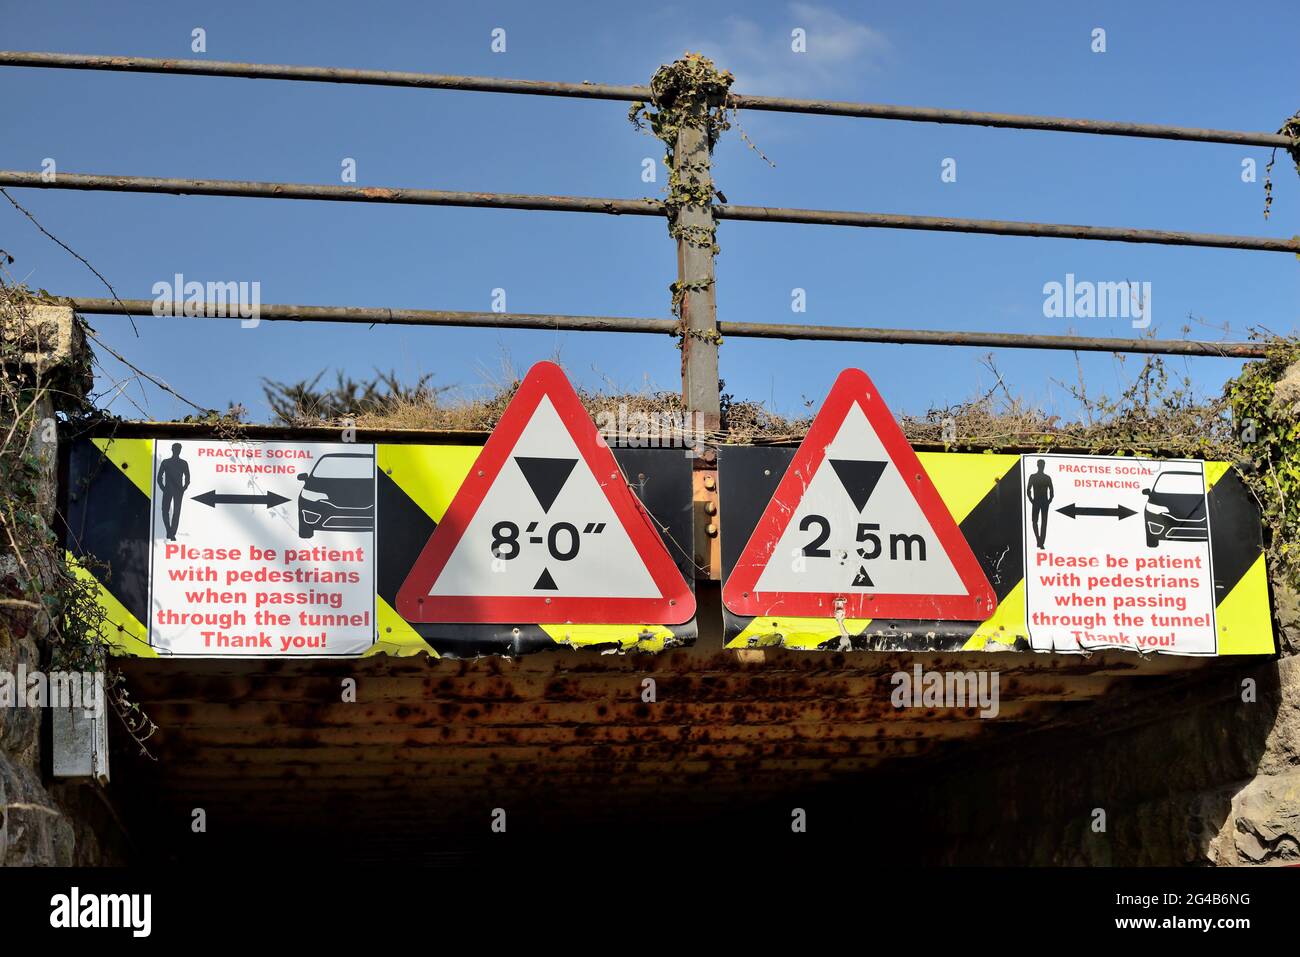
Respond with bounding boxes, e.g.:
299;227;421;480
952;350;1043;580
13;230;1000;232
630;54;734;435
1262;109;1300;220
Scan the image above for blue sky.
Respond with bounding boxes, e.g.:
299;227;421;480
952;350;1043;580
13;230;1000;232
2;0;1297;422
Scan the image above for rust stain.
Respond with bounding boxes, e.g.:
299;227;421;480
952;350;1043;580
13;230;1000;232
113;646;1220;843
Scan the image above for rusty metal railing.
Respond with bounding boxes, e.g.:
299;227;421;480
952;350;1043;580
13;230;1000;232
67;298;1268;359
2;171;1296;255
0;49;1293;429
1;51;1290;148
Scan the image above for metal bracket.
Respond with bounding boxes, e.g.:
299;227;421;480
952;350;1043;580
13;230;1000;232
693;469;720;580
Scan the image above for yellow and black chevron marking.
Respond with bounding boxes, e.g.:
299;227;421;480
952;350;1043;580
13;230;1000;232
377;443;697;655
64;436;697;658
64;437;155;657
719;449;1273;655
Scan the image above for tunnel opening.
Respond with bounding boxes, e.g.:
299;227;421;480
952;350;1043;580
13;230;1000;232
79;639;1291;868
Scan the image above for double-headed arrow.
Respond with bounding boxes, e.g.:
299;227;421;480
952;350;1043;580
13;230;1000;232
192;490;291;509
1056;502;1137;520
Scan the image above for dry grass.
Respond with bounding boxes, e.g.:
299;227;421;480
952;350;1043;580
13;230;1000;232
260;356;1238;460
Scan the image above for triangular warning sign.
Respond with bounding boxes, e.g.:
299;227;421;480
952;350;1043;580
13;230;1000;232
722;368;995;621
396;362;695;625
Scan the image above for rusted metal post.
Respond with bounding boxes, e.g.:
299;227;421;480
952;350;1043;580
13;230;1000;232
674;98;721;432
644;56;732;587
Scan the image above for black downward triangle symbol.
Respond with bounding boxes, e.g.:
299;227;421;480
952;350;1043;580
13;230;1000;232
515;456;578;513
534;568;558;591
829;459;888;513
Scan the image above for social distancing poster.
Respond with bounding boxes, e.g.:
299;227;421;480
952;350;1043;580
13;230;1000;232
148;439;377;656
1022;454;1216;655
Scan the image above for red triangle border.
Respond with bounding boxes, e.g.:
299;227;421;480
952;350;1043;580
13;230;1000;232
722;368;996;621
396;362;696;625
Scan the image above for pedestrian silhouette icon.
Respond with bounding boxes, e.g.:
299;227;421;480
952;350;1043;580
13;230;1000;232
157;443;190;540
1026;458;1055;548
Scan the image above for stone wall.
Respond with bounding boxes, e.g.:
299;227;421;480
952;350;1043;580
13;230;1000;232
0;595;77;865
1;303;121;866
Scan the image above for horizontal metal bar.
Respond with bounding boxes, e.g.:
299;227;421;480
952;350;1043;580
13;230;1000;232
715;203;1300;253
727;93;1293;148
68;298;1267;358
0;171;661;216
719;318;1267;358
69;299;676;334
5;171;1297;254
1;51;1290;148
0;50;650;102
